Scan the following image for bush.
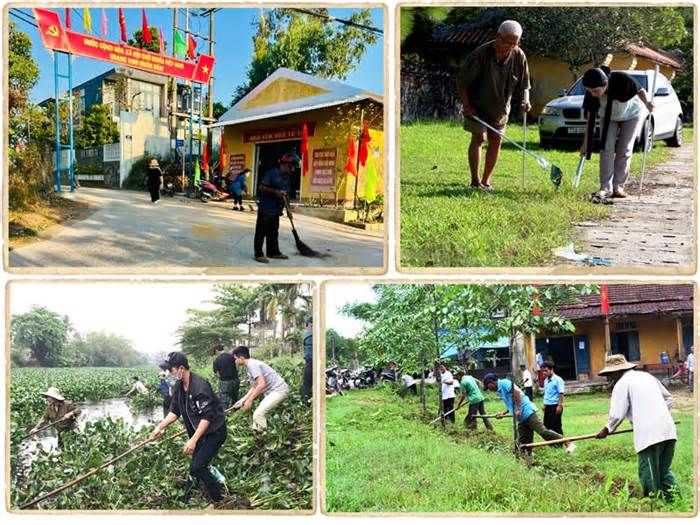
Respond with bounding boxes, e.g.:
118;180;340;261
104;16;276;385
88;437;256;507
8;142;53;210
122;153;177;190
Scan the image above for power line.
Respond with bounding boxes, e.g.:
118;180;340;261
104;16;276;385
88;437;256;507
289;8;383;35
9;9;37;29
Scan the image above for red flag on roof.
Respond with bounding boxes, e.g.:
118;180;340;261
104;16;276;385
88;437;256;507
65;8;71;29
202;142;209;174
142;9;152;45
119;8;127;42
600;285;610;315
345;134;357;177
187;34;197;59
358;122;371;167
300;123;309;177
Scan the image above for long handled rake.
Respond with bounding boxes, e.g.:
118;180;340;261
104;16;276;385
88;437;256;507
637;65;660;199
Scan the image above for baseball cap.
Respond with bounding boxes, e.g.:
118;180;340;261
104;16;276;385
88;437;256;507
159;351;189;370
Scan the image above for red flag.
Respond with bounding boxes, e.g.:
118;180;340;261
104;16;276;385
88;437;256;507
65;8;71;29
158;27;165;55
119;8;127;42
101;8;107;38
187;34;197;59
358;122;371;167
219;139;226;174
345;133;357;176
141;9;152;44
202;141;209;174
600;285;610;315
300;123;309;177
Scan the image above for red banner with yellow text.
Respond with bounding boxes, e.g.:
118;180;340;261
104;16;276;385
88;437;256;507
33;8;214;83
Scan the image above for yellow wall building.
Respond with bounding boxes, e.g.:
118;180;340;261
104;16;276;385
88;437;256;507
524;285;693;381
209;68;384;206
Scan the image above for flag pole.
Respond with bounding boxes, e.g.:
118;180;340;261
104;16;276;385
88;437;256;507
353;109;364;210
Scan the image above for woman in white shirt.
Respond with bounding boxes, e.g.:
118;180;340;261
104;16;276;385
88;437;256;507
438;363;456;423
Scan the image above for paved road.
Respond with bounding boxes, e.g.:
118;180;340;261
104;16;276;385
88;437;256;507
573;140;694;270
8;188;384;271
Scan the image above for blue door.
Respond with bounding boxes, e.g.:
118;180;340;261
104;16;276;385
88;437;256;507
574;335;590;377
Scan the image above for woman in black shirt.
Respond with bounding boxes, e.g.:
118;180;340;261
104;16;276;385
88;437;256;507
146;158;163;203
580;67;654;199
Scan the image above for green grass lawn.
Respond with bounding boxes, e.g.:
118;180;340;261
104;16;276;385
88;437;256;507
400;122;693;267
325;386;695;513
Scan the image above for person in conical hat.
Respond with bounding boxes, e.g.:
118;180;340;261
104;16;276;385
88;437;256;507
30;387;81;446
596;354;677;499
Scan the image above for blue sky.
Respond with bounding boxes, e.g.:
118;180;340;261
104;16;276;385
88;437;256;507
10;7;384;105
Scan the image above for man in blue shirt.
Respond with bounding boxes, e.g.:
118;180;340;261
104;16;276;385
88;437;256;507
542;361;566;436
302;316;313;401
254;152;299;263
483;372;574;454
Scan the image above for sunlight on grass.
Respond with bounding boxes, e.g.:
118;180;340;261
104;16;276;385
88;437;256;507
325;387;695;513
399;121;692;267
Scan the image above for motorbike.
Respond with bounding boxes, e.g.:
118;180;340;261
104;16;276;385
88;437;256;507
338;368;353;390
198;179;231;203
326;366;343;396
351;365;376;388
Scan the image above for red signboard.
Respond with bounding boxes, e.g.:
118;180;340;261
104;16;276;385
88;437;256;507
310;148;337;193
229;154;246;172
243;123;316;144
33;8;214;83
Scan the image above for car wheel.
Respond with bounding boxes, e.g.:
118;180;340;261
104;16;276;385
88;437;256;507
665;116;683;147
634;120;654;152
540;138;552;149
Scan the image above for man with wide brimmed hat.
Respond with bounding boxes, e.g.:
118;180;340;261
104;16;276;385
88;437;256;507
30;387;82;445
595;354;677;499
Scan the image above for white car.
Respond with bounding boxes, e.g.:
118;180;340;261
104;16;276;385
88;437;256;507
538;69;684;150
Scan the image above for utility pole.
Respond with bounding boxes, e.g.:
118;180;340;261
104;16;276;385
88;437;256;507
208;11;214;120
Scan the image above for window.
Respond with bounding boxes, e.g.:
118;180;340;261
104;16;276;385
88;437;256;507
611;331;641;362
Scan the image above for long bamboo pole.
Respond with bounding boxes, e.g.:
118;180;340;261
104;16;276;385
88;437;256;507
22;412;77;441
19;405;239;509
520;421;681;449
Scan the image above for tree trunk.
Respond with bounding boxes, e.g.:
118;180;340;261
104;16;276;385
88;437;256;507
419;352;426;413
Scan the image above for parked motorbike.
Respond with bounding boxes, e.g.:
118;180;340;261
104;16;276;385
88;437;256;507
338;368;353;390
351;365;376;388
199;180;231;203
326;366;343;396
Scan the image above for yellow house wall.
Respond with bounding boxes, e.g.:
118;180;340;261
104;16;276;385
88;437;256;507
221;105;384;204
561;315;680;376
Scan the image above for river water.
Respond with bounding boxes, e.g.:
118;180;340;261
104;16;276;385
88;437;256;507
20;398;163;457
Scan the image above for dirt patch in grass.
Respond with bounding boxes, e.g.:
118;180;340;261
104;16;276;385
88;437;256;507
8;195;92;250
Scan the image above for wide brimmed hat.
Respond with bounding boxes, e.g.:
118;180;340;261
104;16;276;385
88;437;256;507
42;387;65;401
598;354;637;376
149;158;160;168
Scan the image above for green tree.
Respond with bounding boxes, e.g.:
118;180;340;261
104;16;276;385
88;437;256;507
8;21;39;113
11;307;70;367
76;104;119;148
212;101;229;119
128;28;165;54
325;328;362;366
233;8;379;103
65;331;148;367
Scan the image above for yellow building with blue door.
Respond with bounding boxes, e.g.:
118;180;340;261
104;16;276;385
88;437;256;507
209;68;384;206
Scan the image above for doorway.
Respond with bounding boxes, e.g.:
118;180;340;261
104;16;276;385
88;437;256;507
253;140;302;200
535;336;577;380
611;331;641;362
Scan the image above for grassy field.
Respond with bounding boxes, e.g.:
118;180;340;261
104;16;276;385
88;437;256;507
325;386;695;513
400;122;693;267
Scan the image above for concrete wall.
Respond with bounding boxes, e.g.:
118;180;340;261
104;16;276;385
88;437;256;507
118;109;171;186
221;104;385;206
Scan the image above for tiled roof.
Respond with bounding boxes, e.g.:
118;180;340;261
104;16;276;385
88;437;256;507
557;284;693;320
624;43;685;70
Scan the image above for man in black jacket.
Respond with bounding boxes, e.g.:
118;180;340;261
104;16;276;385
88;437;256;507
150;351;227;503
212;343;240;409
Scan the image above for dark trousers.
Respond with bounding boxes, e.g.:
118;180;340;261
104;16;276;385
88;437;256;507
524;386;534;401
543;404;563;435
302;359;313;400
147;180;160;202
254;213;281;257
232;194;243;206
189;425;227;502
518;413;562;446
464;400;493;430
638;439;677;498
162;395;172;417
218;379;240;409
442;397;455;423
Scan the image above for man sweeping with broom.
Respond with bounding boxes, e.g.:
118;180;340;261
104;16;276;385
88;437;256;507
595;354;678;499
254;152;300;264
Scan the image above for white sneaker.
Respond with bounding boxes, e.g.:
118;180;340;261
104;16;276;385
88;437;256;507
565;442;576;454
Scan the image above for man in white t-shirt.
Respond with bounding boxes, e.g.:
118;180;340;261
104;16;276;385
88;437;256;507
686;347;695;393
232;346;289;432
520;364;534;401
438;363;456;423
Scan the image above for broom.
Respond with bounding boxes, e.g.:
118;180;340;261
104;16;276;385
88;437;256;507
283;197;326;258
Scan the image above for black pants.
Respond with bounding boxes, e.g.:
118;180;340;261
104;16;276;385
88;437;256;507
442;397;455;423
162;395;172;417
147;179;160;202
189;425;227;502
543;404;563;435
302;359;313;400
464;400;493;430
254;213;281;257
524;386;534;401
218;379;240;409
232;194;243;206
